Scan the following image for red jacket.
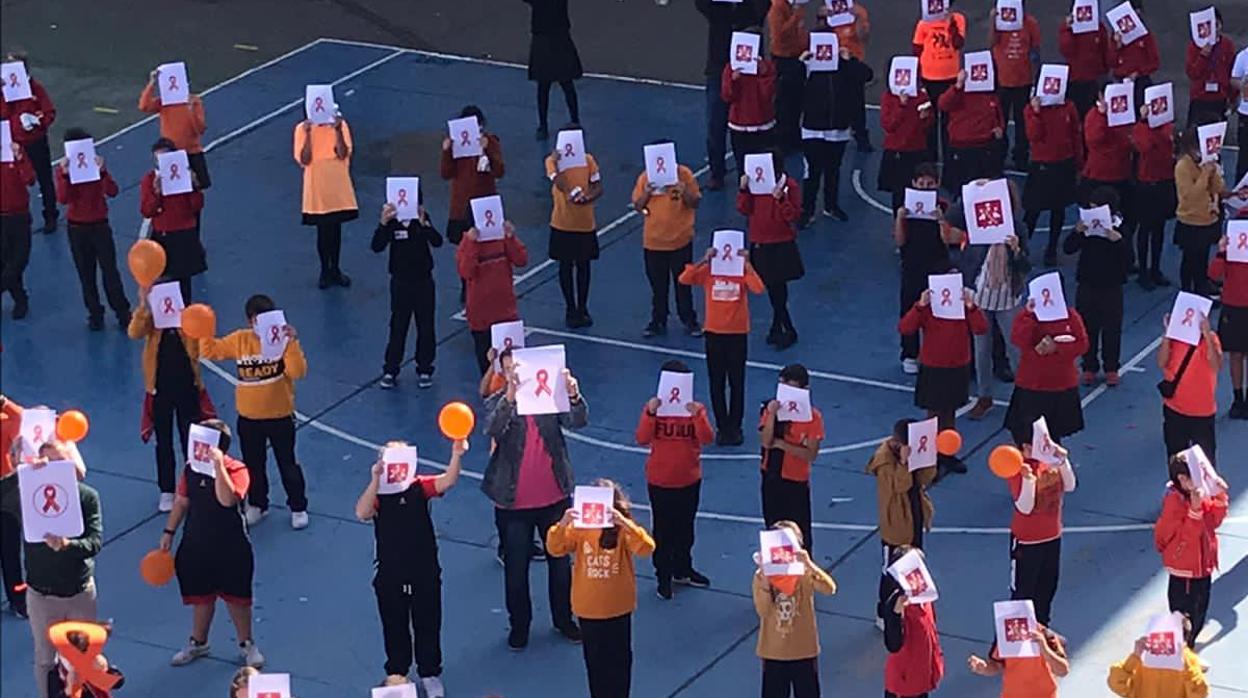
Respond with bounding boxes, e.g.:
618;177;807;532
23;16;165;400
456;234;527;332
0;156;36;215
139;170;204;232
721;60;777;130
898;303;988;368
1209;253;1248;308
635;407;715;488
0;78;56;144
937;87;1002;149
1185;37;1237;105
1081;108;1131;182
1011;307;1089;391
439;133;505;221
55;165;118;224
881;90;935;153
1132;121;1175;184
1023;102;1083;167
1108;33;1159;79
1154;485;1228;579
1009;458;1069;543
885;602;945;697
736;178;800;245
1058;24;1110;82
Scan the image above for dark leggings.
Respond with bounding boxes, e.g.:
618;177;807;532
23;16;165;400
537;80;579;130
1135;213;1168;276
766;281;792;333
558;260;591;314
1027;208;1067;255
316;222;342;275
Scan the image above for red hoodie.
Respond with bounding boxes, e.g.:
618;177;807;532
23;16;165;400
1108;33;1159;79
0;78;56;144
456;234;528;332
736;178;800;245
721;60;777;130
1154;485;1227;579
881;90;934;153
0;156;36;215
937;87;1002;149
55;165;119;224
1185;37;1236;105
898;302;988;368
1023;102;1083;167
1081;108;1131;182
885;602;945;697
139;170;204;233
1058;24;1110;83
635;407;715;488
1011;307;1089;391
1209;253;1248;308
1132;121;1175;184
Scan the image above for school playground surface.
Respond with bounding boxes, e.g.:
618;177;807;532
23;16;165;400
1;37;1247;698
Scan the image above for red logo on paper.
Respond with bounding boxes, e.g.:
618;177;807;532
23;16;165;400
895;68;912;86
1206;136;1223;154
1116;14;1137;34
769;544;796;564
1043;76;1061;94
1149;95;1169;115
1146;632;1176;656
1004;617;1030;642
1075;5;1092;22
33;483;68;518
735;44;754;63
1197;21;1211;39
1000;7;1017;22
192;440;212;462
904;568;928;594
815;43;834;61
974;199;1005;228
386;462;409;485
971;64;989;82
927;0;944;13
829;0;848;12
1110;95;1128;113
581;501;606;525
257;693;282;698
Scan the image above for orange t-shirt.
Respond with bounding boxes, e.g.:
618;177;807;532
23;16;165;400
293;121;359;216
760;408;825;482
678;261;765;334
832;5;870;61
546;153;601;233
632;166;700;251
1163;335;1221;418
138;84;207;153
0;399;21;479
913;13;967;81
992;14;1042;88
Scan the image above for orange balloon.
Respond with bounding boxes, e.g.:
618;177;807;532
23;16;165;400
127;240;166;288
936;429;962;456
56;410;90;442
438;402;475;440
139;549;175;586
181;304;216;339
988;445;1025;479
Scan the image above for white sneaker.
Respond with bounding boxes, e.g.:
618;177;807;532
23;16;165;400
874;617;885;632
901;358;919;375
170;638;210;666
240;639;265;668
244;505;267;526
422;676;446;698
158;492;175;512
291;511;309;530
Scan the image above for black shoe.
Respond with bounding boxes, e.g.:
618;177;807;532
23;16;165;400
507;627;529;651
1043;250;1058;267
993;365;1015;384
117;312;132;330
11;298;28;320
1152;271;1172;287
42;212;58;234
535;126;549;141
822;207;849;222
941;455;968;474
775;327;797;350
335;271;352;287
724;429;745;447
556;620;582;644
530;541;546;561
685;321;704;338
318;272;333;290
1230;399;1248;420
642;322;666;338
579;310;593;328
88;316;104;331
1138;275;1156;291
715;430;730;446
657;577;673;600
566;311;586;329
765;327;781;346
674;569;710;588
798;214;815;229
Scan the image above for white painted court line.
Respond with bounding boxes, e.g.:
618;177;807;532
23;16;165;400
1080;336;1163;408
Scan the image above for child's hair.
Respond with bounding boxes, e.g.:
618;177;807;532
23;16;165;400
151;137;176;153
497;346;515;367
887;544;919;567
773;520;803;547
912;162;940;183
779;363;810;389
459;104;486;126
1167;453;1190;491
5;50;28;67
244;294;276;320
595;478;632;550
1087;185;1121;213
660;359;691;374
891;418;914;444
64;127;91;144
199;419;233;453
229;666;259;697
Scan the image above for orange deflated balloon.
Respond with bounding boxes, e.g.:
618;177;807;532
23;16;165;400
438;402;475;440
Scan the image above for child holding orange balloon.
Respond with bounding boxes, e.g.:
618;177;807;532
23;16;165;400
1007;440;1077;625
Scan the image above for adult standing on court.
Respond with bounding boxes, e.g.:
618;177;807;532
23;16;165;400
768;0;809;154
1;51;58;234
482;363;588;651
1183;8;1234;129
695;0;770;190
295;113;358;289
139;65;210;189
524;0;582;142
911;3;966;154
1158;314;1222;465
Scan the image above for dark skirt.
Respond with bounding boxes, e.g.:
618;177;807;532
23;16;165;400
548;226;599;262
1173;220;1221;249
1003;386;1084;444
187;151;211;190
915;364;970;411
528;33;583;83
1023;159;1077;212
750;240;805;284
302;209;359;226
151;227;207;279
445;217;471;245
176;536;254;605
877;149;931;194
1218;303;1248;353
1133;180;1177;223
944;144;1001;194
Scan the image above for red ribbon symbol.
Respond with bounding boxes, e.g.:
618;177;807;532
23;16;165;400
1238;233;1248;250
32;425;43;443
397;188;409;207
534;369;552;397
1181;308;1195;326
668;387;681;403
655;157;666;174
939;288;952;306
786;400;798;413
269;326;281;344
917;435;928;452
7;73;16;88
162;298;175;314
460;130;470;146
75;153;87;169
503;337;514;349
167;75;179;91
914;201;925;213
754;167;764;183
563;143;575;157
483;210;496;228
42;485;60;513
721;244;733;261
1041;289;1053;307
313;96;325;112
168;163;180;179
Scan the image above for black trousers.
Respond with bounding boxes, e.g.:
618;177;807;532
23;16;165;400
237;415;308;512
1068;79;1100;120
316;222;343;276
761;476;813;555
152;381;198;494
922;78;956;156
899;271;926;360
471;329;492;375
375;573;443;678
581;613;632;698
649;481;700;582
24;136;56;218
1135;181;1171;275
1167;575;1211;648
705;332;747;434
999;85;1032;165
1075;284;1124;373
1176;221;1218;293
774;57;806;151
1010;536;1061;625
1186;100;1226;130
801;139;848;216
67;222;129;320
850;79;870;145
0;213;31;304
730;129;774;179
498;500;573;632
765;280;793;334
644;245;696;327
1025;208;1067;255
0;509;24;609
537;80;579;130
1162;406;1217;465
384;275;436;375
761;657;820;698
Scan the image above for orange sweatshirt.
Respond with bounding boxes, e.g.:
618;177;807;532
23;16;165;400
138;83;206;154
199;329;307;420
127;304;204;393
0;399;21;479
635;406;715;488
678;261;765;335
768;0;809;59
546;517;655;620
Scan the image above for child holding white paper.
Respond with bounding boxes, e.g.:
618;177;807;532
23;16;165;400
968;625;1069;695
878;86;935;213
0;137;35;319
139;66;209;188
738;151;802;348
1004;289;1089;446
1157;313;1222;463
722;29;777;177
1174;126;1227;295
355;439;466;697
1209;234;1248;418
372;201;443;390
1023;93;1083;267
797;41;873;225
1132;106;1177;290
631;144;702;338
894;164;955;374
937;69;1004;194
1184;9;1234;128
1008;441;1077;625
547;479;654;698
1107;620;1208;697
1059;13;1111;118
878;545;944;698
158;419;264;670
759;365;824;552
988;3;1041;169
440;105;505;246
140;138;205;301
635;360;714;600
545;125;603;328
1064;187;1130;386
294;114;358;289
458;221;528;374
1081;87;1134;261
1107;1;1159;110
0;51;58;234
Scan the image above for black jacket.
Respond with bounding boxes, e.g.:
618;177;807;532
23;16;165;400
1063;228;1129;287
371;218;443;279
696;0;769;77
801;56;874;132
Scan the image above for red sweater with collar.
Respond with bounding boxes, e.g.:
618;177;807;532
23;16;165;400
938;87;1002;149
898;302;988;368
0;157;35;215
1011;308;1089;391
721;60;777;130
1108;33;1159;79
1023;102;1082;167
139;170;204;232
1058;24;1110;82
1081;108;1131;182
1132;121;1175;184
1209;253;1248;308
55;165;118;224
456;234;528;331
0;78;56;143
736;179;800;245
881;90;935;153
1185;37;1237;105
